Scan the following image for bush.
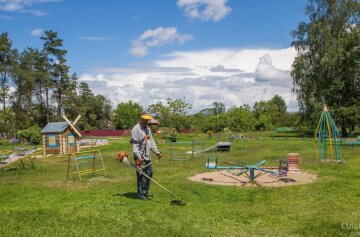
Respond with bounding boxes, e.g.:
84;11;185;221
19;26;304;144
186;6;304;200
0;138;10;145
17;126;41;144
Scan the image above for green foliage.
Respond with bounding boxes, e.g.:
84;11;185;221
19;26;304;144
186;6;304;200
0;108;15;135
74;93;113;131
252;95;293;130
0;32;14;116
148;98;192;131
17;125;41;144
113;101;143;129
227;105;255;131
291;0;360;136
157;127;178;142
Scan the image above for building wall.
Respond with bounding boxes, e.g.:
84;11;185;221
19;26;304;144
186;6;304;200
43;133;61;155
42;127;80;155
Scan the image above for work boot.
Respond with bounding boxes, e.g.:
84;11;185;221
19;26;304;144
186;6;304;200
137;195;147;200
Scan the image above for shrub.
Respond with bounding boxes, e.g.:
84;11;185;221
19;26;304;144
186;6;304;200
17;126;42;145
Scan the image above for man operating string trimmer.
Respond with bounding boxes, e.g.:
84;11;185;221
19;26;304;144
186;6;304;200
130;112;162;200
116;112;186;205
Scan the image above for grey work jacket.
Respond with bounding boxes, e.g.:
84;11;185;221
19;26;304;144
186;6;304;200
131;123;160;161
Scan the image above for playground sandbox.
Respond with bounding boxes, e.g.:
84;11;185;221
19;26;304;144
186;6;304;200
189;170;317;187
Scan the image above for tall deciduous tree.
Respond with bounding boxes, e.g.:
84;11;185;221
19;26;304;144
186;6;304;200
291;0;360;136
0;32;15;134
113;101;143;129
228;105;255;131
147;98;192;131
166;98;192;131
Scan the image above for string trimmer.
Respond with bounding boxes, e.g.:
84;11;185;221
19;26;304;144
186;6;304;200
115;151;186;206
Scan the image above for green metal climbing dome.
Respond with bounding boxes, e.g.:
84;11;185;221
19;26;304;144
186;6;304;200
315;105;342;162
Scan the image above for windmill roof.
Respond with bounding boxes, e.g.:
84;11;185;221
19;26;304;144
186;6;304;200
41;122;69;133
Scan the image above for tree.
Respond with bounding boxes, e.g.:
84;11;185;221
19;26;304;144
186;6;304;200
270;95;287;114
32;47;48;127
53;56;70;116
253;100;275;130
227;105;255;131
147;102;170;127
11;48;41;130
291;0;360;136
0;32;16;134
62;73;79;122
113;101;143;129
75;82;113;130
166;98;192;130
0;108;15;137
147;98;192;131
41;30;67;123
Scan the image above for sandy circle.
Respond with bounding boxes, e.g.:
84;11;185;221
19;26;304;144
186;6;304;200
188;170;317;187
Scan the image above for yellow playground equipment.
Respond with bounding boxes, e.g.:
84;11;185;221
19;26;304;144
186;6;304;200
67;149;106;180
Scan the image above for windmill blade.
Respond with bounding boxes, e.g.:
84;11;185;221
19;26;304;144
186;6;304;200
62;115;82;138
73;115;81;125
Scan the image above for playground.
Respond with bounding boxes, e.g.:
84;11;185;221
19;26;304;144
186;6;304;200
0;131;360;237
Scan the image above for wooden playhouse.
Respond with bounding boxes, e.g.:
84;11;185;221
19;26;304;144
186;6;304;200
41;115;82;155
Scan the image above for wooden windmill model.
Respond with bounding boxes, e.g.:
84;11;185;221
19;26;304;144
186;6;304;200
41;115;82;155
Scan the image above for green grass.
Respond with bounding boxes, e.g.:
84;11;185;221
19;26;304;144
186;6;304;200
1;134;360;236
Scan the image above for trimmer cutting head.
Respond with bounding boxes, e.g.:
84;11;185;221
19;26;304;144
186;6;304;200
170;199;186;206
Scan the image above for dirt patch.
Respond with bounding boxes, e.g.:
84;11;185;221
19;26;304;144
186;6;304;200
188;170;317;187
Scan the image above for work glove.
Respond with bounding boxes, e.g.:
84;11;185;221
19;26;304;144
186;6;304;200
156;152;162;160
135;157;144;167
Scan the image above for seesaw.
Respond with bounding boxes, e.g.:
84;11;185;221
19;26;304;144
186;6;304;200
206;157;288;185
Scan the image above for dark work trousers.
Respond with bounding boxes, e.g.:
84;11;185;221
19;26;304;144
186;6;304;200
136;160;153;198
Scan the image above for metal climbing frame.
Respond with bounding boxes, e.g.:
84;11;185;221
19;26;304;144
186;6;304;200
67;149;106;180
315;105;342;162
167;139;205;161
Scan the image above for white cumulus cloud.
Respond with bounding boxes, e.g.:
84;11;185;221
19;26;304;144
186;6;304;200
255;54;291;86
31;28;43;36
130;27;193;57
0;0;61;15
177;0;231;21
80;47;299;112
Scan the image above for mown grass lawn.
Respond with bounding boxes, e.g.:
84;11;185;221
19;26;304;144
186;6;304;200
1;133;360;237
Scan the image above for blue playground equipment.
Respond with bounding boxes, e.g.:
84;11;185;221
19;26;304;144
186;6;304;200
315;105;342;162
206;157;288;185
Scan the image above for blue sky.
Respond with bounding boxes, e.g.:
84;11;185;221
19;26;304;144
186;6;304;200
1;0;308;112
